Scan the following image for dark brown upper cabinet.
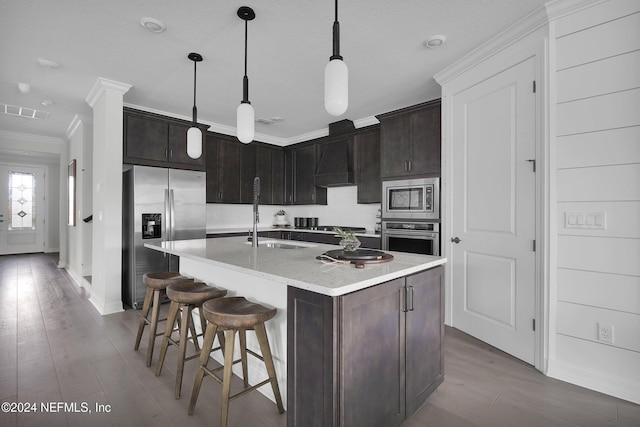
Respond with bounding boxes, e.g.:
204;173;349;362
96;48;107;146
289;143;327;205
123;108;206;171
256;144;286;205
354;125;381;203
378;100;441;179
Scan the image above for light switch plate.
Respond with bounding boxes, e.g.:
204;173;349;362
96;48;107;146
565;212;606;230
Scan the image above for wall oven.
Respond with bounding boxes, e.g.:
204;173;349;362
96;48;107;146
382;221;440;256
382;177;440;221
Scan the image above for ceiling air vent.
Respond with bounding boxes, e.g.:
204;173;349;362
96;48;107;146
1;103;50;120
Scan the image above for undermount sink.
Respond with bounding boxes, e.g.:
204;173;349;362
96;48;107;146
260;242;304;249
245;239;316;249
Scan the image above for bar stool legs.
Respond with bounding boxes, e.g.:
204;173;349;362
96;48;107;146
154;281;227;399
188;303;285;427
254;323;285;413
133;285;165;367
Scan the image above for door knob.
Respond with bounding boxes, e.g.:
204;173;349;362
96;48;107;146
451;237;461;244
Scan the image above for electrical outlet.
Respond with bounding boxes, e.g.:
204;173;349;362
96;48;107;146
597;322;614;344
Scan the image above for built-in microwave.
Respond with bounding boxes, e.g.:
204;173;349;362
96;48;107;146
382;177;440;220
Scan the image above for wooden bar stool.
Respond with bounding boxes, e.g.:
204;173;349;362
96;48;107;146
134;271;194;367
155;281;227;399
188;297;285;427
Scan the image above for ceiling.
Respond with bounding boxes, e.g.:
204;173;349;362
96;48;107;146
0;0;548;146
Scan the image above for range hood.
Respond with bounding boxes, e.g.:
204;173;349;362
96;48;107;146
314;120;356;187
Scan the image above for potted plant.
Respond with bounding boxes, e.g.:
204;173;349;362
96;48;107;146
333;227;361;252
274;209;288;226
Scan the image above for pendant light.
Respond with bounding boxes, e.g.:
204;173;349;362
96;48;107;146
324;0;348;116
237;6;255;144
186;52;203;159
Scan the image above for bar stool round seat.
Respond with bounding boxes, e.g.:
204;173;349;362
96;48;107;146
156;282;227;399
134;271;194;367
166;281;227;306
202;296;277;329
188;296;285;427
144;271;192;290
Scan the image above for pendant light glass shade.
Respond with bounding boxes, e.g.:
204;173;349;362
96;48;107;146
187;126;203;158
237;102;254;144
324;58;348;116
186;52;203;159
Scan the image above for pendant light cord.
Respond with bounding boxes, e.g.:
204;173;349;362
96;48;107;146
242;18;250;104
192;59;198;123
331;0;342;60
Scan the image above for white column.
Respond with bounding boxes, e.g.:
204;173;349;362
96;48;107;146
85;78;131;315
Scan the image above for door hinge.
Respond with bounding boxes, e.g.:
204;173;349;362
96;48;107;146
533;319;536;331
532;239;536;252
532;80;536;93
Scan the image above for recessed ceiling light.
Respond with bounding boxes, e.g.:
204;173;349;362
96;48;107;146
18;83;30;94
140;17;166;33
424;35;446;49
37;58;60;69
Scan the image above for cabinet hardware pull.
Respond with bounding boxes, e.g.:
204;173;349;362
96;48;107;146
408;160;412;171
451;237;461;244
401;287;408;313
408;286;415;311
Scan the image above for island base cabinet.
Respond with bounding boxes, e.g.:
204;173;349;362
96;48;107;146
287;266;444;427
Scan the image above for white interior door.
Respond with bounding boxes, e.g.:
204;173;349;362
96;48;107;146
0;165;46;255
450;57;537;364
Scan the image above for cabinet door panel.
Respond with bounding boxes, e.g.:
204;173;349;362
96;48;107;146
405;266;444;416
256;146;274;204
168;123;205;168
293;145;317;204
355;128;381;203
380;114;411;178
205;135;220;202
340;278;405;427
218;139;241;203
125;114;168;162
240;144;257;204
271;148;285;205
409;106;441;175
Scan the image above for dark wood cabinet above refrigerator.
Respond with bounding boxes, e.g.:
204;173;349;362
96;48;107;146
123;107;206;171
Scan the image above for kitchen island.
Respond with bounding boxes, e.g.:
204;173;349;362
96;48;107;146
145;237;446;427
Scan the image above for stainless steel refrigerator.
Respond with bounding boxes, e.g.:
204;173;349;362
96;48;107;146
122;165;206;309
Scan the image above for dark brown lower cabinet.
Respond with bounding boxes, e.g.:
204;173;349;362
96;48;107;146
287;266;444;427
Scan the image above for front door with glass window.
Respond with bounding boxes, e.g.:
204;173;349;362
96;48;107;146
0;165;46;254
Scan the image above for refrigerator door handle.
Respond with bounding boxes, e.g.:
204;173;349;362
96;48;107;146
169;189;176;241
163;189;170;243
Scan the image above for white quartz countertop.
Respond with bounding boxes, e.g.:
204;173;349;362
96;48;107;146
145;237;446;297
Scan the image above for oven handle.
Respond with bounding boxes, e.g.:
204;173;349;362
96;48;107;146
383;231;438;239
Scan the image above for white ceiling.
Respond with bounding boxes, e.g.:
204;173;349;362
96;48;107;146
0;0;548;145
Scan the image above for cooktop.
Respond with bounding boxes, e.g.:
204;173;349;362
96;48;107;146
312;226;367;233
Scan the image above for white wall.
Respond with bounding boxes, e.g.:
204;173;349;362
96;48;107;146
548;0;640;404
66;117;87;285
206;186;380;232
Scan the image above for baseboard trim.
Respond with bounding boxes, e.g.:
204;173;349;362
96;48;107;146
547;359;640;405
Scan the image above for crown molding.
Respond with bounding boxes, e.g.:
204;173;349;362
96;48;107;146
434;0;607;85
86;77;132;107
0;130;65;145
434;3;549;85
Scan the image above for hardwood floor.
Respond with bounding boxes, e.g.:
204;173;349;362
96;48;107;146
0;253;638;426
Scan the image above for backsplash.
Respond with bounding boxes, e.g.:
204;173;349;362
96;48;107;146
206;186;380;232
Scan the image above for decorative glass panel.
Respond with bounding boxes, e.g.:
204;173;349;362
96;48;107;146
8;172;36;230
